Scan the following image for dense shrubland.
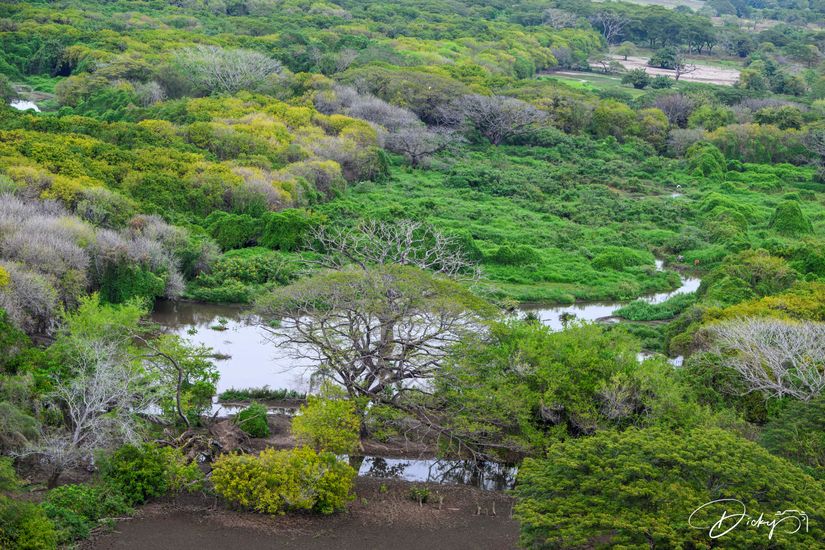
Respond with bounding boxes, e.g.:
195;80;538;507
1;0;825;548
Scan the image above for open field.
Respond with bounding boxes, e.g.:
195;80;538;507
607;55;740;85
538;70;649;96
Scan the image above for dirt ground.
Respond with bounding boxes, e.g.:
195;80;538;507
606;55;740;86
81;478;519;550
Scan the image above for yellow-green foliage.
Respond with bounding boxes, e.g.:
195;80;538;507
211;447;355;515
292;394;361;454
0;266;9;288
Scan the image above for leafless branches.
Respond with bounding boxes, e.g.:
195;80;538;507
674;53;698;81
543;8;578;29
310;219;476;277
383;127;459;168
20;339;157;487
589;11;629;45
439;94;547;146
174;45;282;94
710;318;825;401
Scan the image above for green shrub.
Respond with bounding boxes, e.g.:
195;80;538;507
235;402;270;438
514;426;825;549
292;394;361;454
99;264;166;303
686;142;726;180
489;244;540;266
650;75;673;89
205;211;262;250
591;246;652;271
211;447;355;515
102;444;202;505
42;484;131;544
761;395;825;479
259;209;326;251
614;292;696;321
769;200;813;236
189;249;297;303
219;386;305;402
0;497;58;550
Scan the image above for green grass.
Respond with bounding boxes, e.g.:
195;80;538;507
218;386;306;402
316;144;822;304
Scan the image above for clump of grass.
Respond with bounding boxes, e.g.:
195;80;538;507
218;386;306;402
614;292;696;321
408;486;430;506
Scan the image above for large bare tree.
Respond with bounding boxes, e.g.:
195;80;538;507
383;126;459;167
440;94;547;146
589;11;629;45
710;318;825;401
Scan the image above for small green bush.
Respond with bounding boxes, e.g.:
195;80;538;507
614;292;696;321
259;209;326;251
205;211;262;250
211;447;355;515
102;444;202;505
219;386;306;402
235;402;270;438
292;394;361;454
489;244;540;266
42;484;131;544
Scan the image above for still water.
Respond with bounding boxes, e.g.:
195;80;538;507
150;265;699;396
150;301;314;395
357;456;517;491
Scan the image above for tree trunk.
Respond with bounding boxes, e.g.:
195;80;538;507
47;469;62;489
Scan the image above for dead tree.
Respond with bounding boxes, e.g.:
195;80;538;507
710;318;825;401
589;12;629;45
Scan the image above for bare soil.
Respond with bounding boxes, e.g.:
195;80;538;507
606;55;741;86
81;478;519;550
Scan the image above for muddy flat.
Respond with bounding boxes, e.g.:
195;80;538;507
83;478;519;550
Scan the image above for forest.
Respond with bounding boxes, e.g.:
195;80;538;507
0;0;824;548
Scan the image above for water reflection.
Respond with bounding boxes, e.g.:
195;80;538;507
149;301;314;395
357;456;517;491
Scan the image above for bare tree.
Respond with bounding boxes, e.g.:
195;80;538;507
335;48;358;73
543;8;577;29
589;11;629;45
710;318;825;402
440;94;547;146
174;45;282;94
383;126;459;167
804;129;825;179
674;53;698;81
653;94;696;127
310;219;476;277
21;339;157;487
